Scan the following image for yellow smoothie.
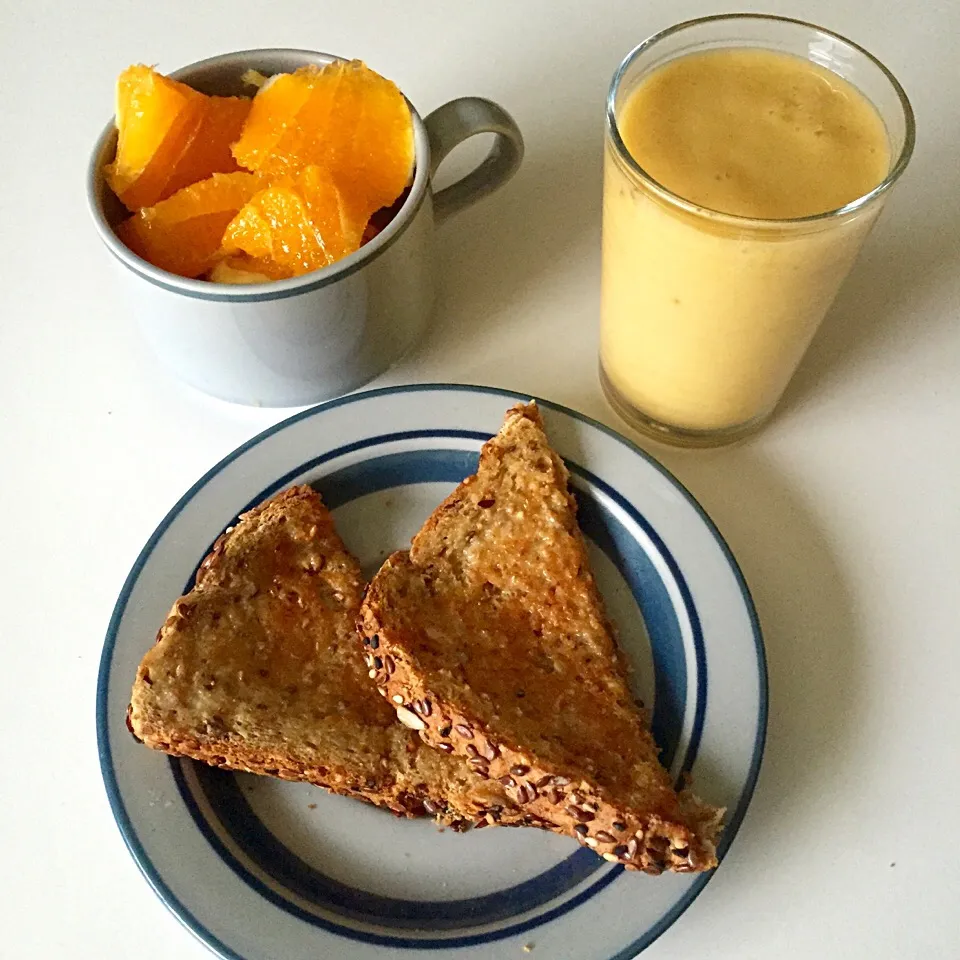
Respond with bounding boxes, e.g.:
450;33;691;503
601;48;892;435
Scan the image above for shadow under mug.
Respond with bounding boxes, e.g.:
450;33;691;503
87;48;524;407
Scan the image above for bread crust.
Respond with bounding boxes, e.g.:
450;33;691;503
359;404;723;872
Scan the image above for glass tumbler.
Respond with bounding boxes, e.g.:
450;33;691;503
600;14;914;446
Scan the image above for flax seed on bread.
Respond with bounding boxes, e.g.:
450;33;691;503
128;485;515;823
359;403;724;871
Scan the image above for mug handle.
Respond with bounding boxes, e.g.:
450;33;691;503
423;97;524;225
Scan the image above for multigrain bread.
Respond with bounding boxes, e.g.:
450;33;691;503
128;485;516;823
360;403;724;872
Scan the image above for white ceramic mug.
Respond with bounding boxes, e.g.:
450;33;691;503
87;49;524;407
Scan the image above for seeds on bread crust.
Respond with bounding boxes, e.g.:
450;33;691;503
516;781;537;804
362;610;718;870
395;706;426;731
566;805;596;823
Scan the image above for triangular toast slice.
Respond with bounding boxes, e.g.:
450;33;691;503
359;404;723;871
129;485;516;824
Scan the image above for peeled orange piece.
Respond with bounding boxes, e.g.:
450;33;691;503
232;61;414;221
160;95;252;198
106;66;205;211
105;65;251;212
116;172;259;278
230;70;318;174
221;165;366;277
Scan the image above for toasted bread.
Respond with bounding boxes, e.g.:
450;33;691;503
128;485;516;823
359;404;723;871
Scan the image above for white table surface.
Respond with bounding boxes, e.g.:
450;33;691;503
2;0;958;957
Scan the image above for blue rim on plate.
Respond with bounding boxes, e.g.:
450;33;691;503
96;384;767;960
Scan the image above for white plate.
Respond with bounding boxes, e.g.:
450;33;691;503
97;384;766;960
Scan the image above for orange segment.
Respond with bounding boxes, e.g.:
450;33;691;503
116;172;259;278
106;65;207;211
105;65;252;212
239;64;350;181
231;70;318;173
299;164;367;257
322;61;413;216
161;95;252;198
221;165;366;277
233;61;414;219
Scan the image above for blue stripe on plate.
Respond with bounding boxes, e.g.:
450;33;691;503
97;383;766;960
183;760;604;930
570;464;708;780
